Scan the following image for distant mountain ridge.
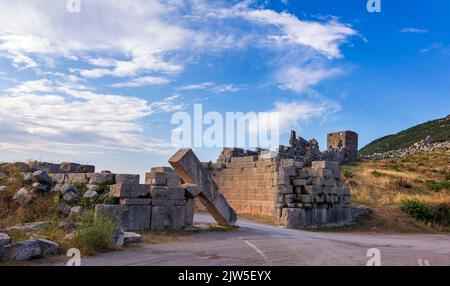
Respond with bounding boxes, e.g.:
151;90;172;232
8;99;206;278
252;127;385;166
359;115;450;156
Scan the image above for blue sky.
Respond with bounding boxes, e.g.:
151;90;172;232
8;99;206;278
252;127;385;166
0;0;449;176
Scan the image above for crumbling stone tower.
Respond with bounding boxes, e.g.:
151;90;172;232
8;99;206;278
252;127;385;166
327;131;358;163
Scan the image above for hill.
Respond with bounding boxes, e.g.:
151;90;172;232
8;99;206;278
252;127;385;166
359;115;450;156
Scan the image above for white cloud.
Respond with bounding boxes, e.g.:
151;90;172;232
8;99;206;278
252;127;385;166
177;82;215;91
111;76;171;88
150;94;185;113
0;79;175;154
400;27;429;34
176;82;243;93
257;100;340;134
276;66;343;93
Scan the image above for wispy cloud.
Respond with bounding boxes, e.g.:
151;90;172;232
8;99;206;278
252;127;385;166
111;76;171;88
400;27;429;34
176;82;244;93
276;66;343;94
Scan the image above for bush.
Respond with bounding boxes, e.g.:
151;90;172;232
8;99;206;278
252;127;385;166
391;178;413;189
401;198;434;222
342;169;354;179
432;204;450;226
371;170;385;177
425;180;450;191
73;212;117;256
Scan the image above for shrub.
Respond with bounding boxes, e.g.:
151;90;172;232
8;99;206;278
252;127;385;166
371;170;385;177
432;204;450;226
73;212;117;256
391;178;413;189
342;169;354;179
401;198;434;222
425;180;450;191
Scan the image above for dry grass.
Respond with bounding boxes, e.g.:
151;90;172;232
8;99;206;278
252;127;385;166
341;149;450;233
140;230;189;244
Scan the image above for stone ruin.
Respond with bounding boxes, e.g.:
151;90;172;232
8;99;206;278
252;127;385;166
96;148;237;231
207;130;369;228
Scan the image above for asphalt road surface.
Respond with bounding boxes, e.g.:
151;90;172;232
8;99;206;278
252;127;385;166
61;213;450;266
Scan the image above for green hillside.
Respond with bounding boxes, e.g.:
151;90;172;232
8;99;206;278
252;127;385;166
359;115;450;156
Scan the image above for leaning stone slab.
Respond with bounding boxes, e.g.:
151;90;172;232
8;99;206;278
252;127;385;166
110;184;150;198
182;183;202;198
169;148;237;226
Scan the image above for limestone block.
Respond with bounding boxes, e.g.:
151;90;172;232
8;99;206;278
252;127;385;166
110;184;150;198
89;173;115;185
151;205;185;230
299;194;312;203
185;199;195;226
125;205;151;231
304;185;323;195
2;240;41;261
151;167;174;173
311;161;339;170
149;186;185;200
65;173;88;184
169;148;237;226
115;174;140;185
183;183;202;198
48;173;66;184
119;198;151;205
292;178;307;186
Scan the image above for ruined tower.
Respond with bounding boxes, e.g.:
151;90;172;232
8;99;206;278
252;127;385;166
327;131;358;163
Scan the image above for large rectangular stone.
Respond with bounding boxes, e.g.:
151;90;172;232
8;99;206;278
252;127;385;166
169;148;237;226
151;205;185;230
95;204;151;231
115;174;140;185
110;184;150;198
311;161;339;170
149;186;185;200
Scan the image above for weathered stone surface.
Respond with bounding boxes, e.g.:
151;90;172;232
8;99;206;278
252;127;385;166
89;173;115;185
69;206;81;218
13;187;31;205
23;173;33;182
6;221;52;232
48;173;66;184
0;233;11;247
183;183;202;198
311;161;339;171
151;205;185;230
95;204;151;231
57;202;71;215
0;185;6;194
124;232;142;244
185;199;195;226
36;239;59;256
169;148;237;226
32;182;48;193
63;191;77;202
65;173;88;184
60;162;95;173
112;228;125;247
110;184;150;198
83;190;98;199
115;174;140;185
119;198;151;205
59;183;76;195
149;186;185;200
2;240;42;261
32;170;52;185
31;162;62;173
151;167;174;173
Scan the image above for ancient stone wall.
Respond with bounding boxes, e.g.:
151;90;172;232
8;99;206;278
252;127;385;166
210;155;278;217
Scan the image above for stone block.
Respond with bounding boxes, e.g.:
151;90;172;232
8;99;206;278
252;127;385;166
185;199;195;226
110;184;150;198
89;173;115;185
151;167;174;173
151;205;185;230
183;183;202;198
169;148;237;226
304;185;323;195
311;161;339;170
115;174;140;185
119;198;151;205
65;173;88;184
292;178;307;186
125;205;151;231
2;240;41;261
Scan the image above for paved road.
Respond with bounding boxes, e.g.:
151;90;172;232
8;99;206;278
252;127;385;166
70;214;450;266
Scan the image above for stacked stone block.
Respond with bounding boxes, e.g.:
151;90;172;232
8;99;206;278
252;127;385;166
95;168;194;231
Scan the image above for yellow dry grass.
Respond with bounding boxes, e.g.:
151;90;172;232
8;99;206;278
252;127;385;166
339;149;450;233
